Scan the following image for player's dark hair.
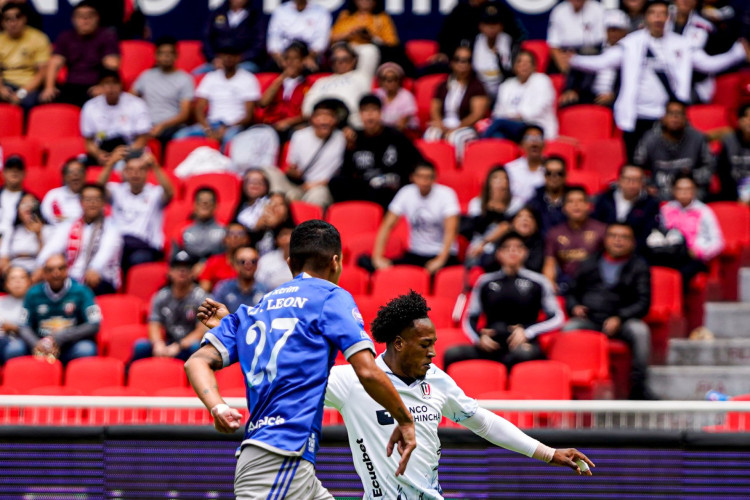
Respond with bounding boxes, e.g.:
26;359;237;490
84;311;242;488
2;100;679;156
371;290;431;344
289;220;341;275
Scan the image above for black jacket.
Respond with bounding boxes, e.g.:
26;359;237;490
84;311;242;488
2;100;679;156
591;187;660;253
204;4;266;64
566;252;651;326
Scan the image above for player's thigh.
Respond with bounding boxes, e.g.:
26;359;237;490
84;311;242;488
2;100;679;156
280;458;334;500
234;446;294;499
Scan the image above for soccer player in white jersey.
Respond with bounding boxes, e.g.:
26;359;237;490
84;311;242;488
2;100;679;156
326;291;594;499
185;220;416;499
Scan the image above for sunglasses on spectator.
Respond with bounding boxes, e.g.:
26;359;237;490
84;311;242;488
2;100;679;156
237;258;259;266
545;170;565;178
452;57;471;63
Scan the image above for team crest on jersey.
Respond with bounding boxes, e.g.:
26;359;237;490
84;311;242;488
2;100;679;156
63;302;76;315
352;308;364;327
420;382;431;399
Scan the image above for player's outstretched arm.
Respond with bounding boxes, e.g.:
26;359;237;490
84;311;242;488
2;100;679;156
348;350;417;476
185;344;242;434
197;298;230;329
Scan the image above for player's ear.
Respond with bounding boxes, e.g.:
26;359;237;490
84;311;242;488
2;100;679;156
329;253;342;284
393;336;404;351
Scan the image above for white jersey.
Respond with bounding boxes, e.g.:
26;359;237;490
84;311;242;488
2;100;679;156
325;355;478;500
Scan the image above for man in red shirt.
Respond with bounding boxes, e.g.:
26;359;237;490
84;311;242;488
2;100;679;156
198;223;250;292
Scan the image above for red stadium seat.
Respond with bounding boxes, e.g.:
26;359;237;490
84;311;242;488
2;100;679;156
520;40;550;73
564;170;602;195
326;201;383;240
163;199;193;247
119;40;156;90
579;138;625;184
713;72;743;122
371;265;431;301
463;139;521;182
45;137;86;170
289;200;323;224
405;40;439;67
182;173;240;224
343;224;409;266
414;74;447;127
432;265;484;298
707;202;750;301
101;324;149;365
0;136;43;165
558;105;613;145
645;266;685;364
687;104;730;134
352;294;380;333
437;170;480;213
339;266;371;296
415;139;457;173
544;139;579;170
549;73;566;101
509;360;572;399
176;40;206;73
425;296;457;328
96;294;145;347
434;327;472;370
2;356;63;392
65;357;125;394
23;168;61;199
215;363;245;392
255;72;280;93
0;104;23;137
163;137;221;171
447;360;507;398
547;330;612;399
27;104;81;139
125;262;168;304
128;358;187;394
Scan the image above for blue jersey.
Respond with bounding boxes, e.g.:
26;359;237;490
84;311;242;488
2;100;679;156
202;273;374;464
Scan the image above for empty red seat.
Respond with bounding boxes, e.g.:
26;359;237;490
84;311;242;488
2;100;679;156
580;138;625;184
463;139;521;182
520;40;550;73
565;170;602;195
414;74;447;127
558;105;613;145
447;360;507;398
708;202;750;256
509;360;572;399
343;224;409;266
125;262;168;304
547;330;611;399
23;168;60;199
45;137;86;170
120;40;156;90
544;139;579;170
687;104;730;134
433;327;472;370
425;296;457;328
437;170;481;213
102;324;149;365
339;266;371;295
0;136;43;165
255;72;281;93
27;104;81;139
163;137;221;171
415;139;457;173
432;265;485;299
182;173;240;224
175;40;206;73
96;294;145;333
290;200;323;224
712;73;742;120
0;104;23;137
405;40;439;67
128;358;187;394
2;356;63;392
326;201;383;240
371;265;431;300
65;356;125;394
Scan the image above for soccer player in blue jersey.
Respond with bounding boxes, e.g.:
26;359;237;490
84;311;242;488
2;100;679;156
185;220;416;499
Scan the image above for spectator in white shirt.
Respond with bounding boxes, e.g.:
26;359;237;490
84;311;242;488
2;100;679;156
264;99;346;208
232;169;271;233
255;226;293;290
0;156;27;240
472;3;516;99
0;266;32;364
80;69;151;167
132;36;194;145
267;0;331;71
302;41;380;128
504;125;547;206
41;158;86;226
174;43;261;148
37;183;122;295
483;50;558;141
667;0;715;103
369;162;460;274
98;149;175;275
547;0;606;74
0;193;52;275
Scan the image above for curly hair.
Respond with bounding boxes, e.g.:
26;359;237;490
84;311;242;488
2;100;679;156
370;290;431;344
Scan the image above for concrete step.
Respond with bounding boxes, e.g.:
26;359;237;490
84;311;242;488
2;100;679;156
740;268;750;302
648;366;750;400
703;302;750;339
667;338;750;366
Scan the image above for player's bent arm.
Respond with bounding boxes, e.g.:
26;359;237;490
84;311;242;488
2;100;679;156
184;344;242;433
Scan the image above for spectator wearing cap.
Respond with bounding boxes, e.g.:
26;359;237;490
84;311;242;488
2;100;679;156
41;158;86;226
483;50;558;141
132;251;209;362
198;0;266;75
42;0;120;107
267;0;331;71
131;36;195;146
331;94;424;208
0;155;28;239
547;0;606;74
373;62;418;132
174;43;260;148
504;125;546;206
80;69;151;167
472;3;517;98
0;2;51;112
198;222;250;292
265;99;346;208
180;187;225;264
37;183;122;295
302;41;380;129
528;156;568;235
213;246;267;314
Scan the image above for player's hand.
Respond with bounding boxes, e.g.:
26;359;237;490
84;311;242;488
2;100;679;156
197;298;230;329
551;448;595;475
211;403;243;434
386;420;417;476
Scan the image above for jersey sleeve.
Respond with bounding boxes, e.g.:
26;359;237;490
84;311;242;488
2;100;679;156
201;310;241;368
440;370;479;423
318;288;375;360
324;365;354;410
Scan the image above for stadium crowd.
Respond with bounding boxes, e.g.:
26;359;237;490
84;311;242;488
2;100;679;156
0;0;749;402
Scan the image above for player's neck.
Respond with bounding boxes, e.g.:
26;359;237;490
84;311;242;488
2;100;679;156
383;350;417;385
